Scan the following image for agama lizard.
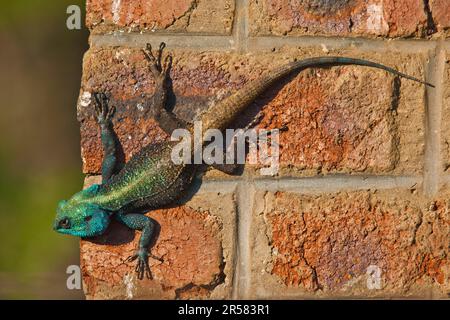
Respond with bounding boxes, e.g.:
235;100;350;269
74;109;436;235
54;43;433;280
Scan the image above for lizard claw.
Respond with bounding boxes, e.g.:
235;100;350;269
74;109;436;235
93;92;115;126
158;41;166;53
162;54;172;76
126;250;162;280
143;42;171;79
149;253;164;263
143;43;157;65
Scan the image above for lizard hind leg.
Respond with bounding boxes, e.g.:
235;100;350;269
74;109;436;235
143;43;187;135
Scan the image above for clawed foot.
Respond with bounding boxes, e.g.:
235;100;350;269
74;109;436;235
93;92;115;126
143;42;172;83
126;249;163;280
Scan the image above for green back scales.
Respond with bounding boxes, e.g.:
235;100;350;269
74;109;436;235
94;142;195;212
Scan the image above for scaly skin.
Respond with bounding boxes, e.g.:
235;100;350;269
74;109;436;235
54;43;433;280
94;142;194;212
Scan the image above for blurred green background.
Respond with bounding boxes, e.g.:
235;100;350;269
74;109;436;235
0;0;88;299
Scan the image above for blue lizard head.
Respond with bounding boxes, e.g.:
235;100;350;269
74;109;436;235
54;184;111;238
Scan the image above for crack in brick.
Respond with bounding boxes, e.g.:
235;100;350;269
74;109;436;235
174;260;226;299
299;212;323;291
411;208;424;246
423;0;437;35
166;0;199;29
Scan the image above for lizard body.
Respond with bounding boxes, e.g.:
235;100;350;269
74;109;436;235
54;43;433;279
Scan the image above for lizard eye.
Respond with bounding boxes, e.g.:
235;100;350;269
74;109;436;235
59;218;71;229
84;215;92;222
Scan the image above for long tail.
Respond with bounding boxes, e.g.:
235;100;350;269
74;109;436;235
199;57;434;133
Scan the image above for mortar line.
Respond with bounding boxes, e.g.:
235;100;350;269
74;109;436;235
90;33;234;50
423;40;445;196
247;36;437;53
196;179;239;193
444;41;450;51
231;180;254;299
253;175;421;192
89;33;446;53
202;175;421;190
86;174;422;192
232;0;249;53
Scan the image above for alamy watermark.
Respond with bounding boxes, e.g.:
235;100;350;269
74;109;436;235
366;265;382;290
66;5;82;30
170;121;280;176
65;263;383;291
66;265;82;290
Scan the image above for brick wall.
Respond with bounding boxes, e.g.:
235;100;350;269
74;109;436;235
78;0;449;299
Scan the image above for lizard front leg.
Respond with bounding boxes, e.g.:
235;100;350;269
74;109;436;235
93;93;117;184
143;42;187;135
116;212;162;280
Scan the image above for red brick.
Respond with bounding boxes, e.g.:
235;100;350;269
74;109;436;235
249;0;428;38
78;47;243;174
430;0;450;35
79;47;427;176
86;0;235;34
252;61;425;176
80;177;236;299
250;190;449;297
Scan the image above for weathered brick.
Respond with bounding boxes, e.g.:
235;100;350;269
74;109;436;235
249;0;429;38
78;47;242;173
86;0;235;34
430;0;450;36
250;190;449;298
252;54;426;176
78;46;427;176
80;176;236;299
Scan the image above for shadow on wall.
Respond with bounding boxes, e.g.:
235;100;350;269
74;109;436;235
0;0;88;299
